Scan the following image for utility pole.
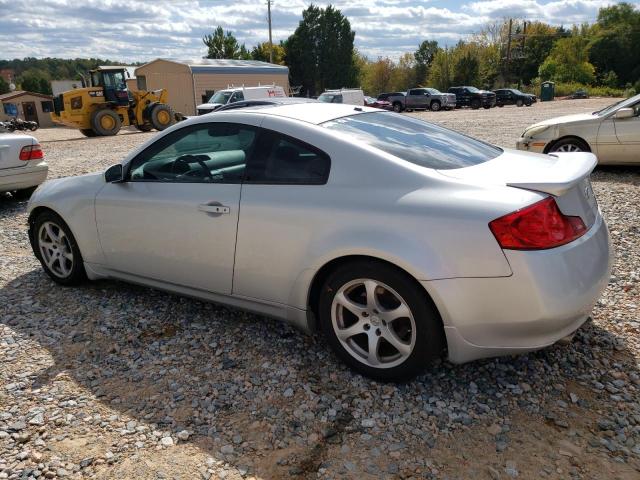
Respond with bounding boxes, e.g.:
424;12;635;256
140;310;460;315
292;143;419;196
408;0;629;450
505;18;513;85
267;0;273;63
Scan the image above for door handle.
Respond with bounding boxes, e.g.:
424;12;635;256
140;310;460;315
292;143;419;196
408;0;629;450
198;204;230;214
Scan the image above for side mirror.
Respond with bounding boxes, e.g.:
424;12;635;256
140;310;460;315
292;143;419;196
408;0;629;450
105;164;124;183
614;108;634;119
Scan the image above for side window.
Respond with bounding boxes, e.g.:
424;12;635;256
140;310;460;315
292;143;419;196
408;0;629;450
127;123;257;183
332;94;343;104
137;76;147;91
246;131;330;185
408;89;418;95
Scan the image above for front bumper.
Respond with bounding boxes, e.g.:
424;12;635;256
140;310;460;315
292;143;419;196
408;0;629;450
424;214;612;363
0;162;48;193
516;137;548;153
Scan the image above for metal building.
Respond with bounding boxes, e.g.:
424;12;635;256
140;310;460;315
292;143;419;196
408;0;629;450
134;59;290;116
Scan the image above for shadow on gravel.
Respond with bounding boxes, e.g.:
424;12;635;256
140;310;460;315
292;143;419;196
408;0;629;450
2;269;638;478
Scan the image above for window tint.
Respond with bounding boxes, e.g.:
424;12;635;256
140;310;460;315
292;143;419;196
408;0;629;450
323;112;502;170
246;132;330;184
128;123;257;183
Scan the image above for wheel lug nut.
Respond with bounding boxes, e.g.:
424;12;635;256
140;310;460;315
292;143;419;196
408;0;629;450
363;324;370;331
362;312;369;317
375;329;381;336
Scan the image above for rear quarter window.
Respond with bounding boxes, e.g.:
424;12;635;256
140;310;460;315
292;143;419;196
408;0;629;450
322;112;502;170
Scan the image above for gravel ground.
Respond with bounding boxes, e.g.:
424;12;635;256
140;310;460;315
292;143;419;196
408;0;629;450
1;99;639;480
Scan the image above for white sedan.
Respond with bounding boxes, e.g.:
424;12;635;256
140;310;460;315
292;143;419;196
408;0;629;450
0;133;48;198
517;94;640;164
27;103;611;380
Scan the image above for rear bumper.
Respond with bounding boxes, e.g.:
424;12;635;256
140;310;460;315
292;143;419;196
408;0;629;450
0;162;48;193
424;214;612;363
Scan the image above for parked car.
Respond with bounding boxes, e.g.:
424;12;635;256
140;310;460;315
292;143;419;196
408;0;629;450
0;133;48;198
364;96;393;110
494;88;536;107
318;89;365;106
517;93;640;164
197;85;286;115
216;98;318;112
448;86;496;109
383;88;456;113
567;89;589;100
27;104;611;380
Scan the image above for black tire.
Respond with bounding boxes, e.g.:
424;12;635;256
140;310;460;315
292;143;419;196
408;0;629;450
548;137;590;154
525;100;532;107
90;109;121;136
516;99;524;107
30;211;87;286
318;260;445;382
150;104;175;131
471;99;481;110
497;104;504;108
430;100;441;111
12;186;37;200
392;102;403;113
136;123;153;132
79;129;97;137
483;105;491;109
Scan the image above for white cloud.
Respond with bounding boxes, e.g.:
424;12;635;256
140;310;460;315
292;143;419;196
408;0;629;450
0;0;636;62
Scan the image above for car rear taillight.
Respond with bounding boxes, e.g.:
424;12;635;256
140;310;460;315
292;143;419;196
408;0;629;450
489;197;587;250
19;144;44;161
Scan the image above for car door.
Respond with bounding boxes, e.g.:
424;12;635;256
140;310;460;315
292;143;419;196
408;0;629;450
233;118;331;305
406;89;425;109
613;100;640;163
94;118;261;294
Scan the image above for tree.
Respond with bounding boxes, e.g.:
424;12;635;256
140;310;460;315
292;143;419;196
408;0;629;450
251;42;286;65
426;48;453;91
0;77;9;95
203;26;251;60
285;5;357;96
414;40;438;85
452;44;480;86
361;57;395;95
19;69;52;94
539;31;596;84
393;53;416;91
589;2;640;85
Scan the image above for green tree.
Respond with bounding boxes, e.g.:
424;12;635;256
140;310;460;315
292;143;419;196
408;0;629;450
452;46;480;86
203;26;251;60
426;48;453;91
361;57;395;95
414;40;438;85
589;2;640;85
539;31;596;84
0;77;9;95
251;42;286;65
19;69;52;94
285;5;357;96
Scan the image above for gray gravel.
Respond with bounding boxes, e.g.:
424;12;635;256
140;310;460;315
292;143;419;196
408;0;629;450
1;100;639;479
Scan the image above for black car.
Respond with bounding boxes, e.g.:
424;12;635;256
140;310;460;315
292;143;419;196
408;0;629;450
567;89;589;100
494;88;536;107
447;86;496;109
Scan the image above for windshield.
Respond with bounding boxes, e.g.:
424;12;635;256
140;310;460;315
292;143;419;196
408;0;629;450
208;91;233;104
323;112;502;170
595;94;640;116
511;89;524;95
466;86;480;93
318;93;342;103
426;88;441;95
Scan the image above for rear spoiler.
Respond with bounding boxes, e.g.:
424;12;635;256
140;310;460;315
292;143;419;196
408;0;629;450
506;152;597;196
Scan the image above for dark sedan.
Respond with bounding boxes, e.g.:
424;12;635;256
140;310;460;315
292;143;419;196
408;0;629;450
494;89;536;107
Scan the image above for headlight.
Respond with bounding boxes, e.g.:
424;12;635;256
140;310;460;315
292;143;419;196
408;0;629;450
522;125;550;138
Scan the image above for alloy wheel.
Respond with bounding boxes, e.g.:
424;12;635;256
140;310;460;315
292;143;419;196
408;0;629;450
38;221;74;278
331;278;416;369
554;143;583;152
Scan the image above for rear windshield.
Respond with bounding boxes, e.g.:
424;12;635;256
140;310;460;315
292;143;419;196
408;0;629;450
322;112;502;170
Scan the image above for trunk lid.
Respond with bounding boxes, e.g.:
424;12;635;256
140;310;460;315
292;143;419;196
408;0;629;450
438;148;599;228
0;134;36;170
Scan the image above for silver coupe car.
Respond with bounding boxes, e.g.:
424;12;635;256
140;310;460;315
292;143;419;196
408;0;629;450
517;93;640;164
27;103;611;381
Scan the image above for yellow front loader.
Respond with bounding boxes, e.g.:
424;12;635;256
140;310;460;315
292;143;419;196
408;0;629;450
51;66;180;137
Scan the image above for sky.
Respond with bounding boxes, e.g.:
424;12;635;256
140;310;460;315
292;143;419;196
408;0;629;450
0;0;637;63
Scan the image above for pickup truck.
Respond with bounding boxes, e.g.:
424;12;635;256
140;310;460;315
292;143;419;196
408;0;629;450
447;86;496;109
382;88;456;113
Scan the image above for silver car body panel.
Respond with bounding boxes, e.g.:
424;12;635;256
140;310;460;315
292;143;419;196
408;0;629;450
28;104;612;363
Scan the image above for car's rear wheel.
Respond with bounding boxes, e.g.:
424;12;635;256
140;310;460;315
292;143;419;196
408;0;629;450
549;137;590;153
471;99;481;109
392;102;403;113
319;261;444;381
31;211;87;286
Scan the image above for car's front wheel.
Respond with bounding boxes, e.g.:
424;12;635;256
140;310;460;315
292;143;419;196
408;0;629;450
31;211;87;285
549;137;590;153
319;261;445;381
